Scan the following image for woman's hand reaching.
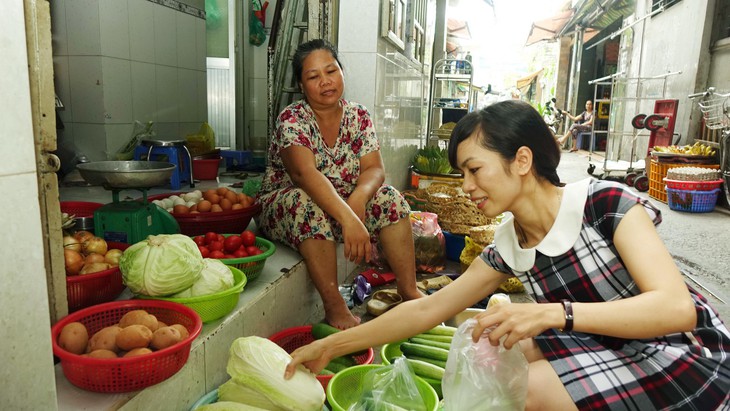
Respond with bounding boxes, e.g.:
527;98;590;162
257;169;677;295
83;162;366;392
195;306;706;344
284;341;330;380
470;302;563;349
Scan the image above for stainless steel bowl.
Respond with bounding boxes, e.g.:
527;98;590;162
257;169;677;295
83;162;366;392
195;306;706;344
73;216;95;232
76;161;176;188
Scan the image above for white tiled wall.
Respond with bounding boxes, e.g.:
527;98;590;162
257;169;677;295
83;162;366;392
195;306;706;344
52;0;207;161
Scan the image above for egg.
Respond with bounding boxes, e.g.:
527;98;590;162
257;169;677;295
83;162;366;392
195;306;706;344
225;190;238;204
197;200;212;212
216;187;229;196
231;203;244;210
203;189;217;201
211;204;223;212
207;193;221;204
173;204;190;214
58;322;89;355
219;198;233;211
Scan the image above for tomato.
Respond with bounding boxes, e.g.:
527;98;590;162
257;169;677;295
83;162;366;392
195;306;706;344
223;235;243;253
193;235;206;246
198;246;210;258
246;245;262;256
223;254;235;259
217;234;225;243
204;232;218;244
241;230;256;247
208;240;224;252
209;250;226;259
233;248;249;258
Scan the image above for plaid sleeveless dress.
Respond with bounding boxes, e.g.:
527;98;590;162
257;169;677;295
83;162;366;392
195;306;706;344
480;179;730;410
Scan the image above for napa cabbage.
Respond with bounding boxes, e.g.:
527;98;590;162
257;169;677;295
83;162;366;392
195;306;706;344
172;258;234;298
221;337;325;411
120;234;203;296
194;401;268;411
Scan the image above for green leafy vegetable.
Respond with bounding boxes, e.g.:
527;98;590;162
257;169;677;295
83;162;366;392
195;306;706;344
411;146;454;175
222;336;325;411
120;234;203;296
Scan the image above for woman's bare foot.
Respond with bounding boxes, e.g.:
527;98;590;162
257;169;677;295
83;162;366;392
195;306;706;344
399;287;426;301
324;300;361;329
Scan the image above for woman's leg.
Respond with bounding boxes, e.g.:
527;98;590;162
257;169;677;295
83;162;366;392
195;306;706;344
299;238;360;329
519;339;578;411
378;217;423;300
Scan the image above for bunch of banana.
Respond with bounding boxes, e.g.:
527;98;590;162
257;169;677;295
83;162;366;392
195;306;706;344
653;142;716;156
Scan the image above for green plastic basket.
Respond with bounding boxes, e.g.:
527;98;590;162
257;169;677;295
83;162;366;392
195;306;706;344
190;388;330;411
219;236;276;281
381;342;443;399
326;364;439;411
138;266;246;323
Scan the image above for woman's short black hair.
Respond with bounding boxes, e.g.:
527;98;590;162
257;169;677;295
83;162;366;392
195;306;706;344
447;100;563;187
292;39;343;83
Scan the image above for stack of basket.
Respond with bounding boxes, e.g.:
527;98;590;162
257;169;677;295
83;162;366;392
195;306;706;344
422;184;495;235
457;224;525;293
664;167;723;213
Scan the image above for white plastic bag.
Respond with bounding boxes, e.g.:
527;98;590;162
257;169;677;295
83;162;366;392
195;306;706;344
442;297;529;411
349;357;427;411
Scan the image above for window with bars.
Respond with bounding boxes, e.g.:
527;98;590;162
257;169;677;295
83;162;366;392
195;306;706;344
712;0;730;41
651;0;681;13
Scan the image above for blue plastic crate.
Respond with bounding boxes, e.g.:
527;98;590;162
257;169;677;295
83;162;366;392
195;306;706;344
666;187;720;213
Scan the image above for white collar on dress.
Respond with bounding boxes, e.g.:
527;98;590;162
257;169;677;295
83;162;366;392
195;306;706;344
493;178;591;271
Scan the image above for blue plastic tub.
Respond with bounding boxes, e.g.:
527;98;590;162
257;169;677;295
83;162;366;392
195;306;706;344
443;230;465;262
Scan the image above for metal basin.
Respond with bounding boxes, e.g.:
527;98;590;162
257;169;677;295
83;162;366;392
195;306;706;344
76;161;175;188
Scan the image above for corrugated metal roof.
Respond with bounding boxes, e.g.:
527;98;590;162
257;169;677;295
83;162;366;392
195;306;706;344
559;0;636;36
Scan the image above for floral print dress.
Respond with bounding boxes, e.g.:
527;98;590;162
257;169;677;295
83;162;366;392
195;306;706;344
257;99;410;249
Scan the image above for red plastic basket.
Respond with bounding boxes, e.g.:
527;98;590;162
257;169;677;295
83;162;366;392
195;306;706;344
192;158;222;180
268;325;374;391
60;201;104;217
66;242;130;312
663;178;723;191
51;300;202;393
147;192;261;236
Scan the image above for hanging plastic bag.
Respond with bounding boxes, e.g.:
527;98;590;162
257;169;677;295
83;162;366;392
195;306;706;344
442;295;528;411
185;122;216;156
349;357;428;411
248;0;266;46
411;212;446;273
114;121;155;160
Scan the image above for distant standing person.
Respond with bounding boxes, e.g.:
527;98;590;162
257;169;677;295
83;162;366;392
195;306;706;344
557;100;593;152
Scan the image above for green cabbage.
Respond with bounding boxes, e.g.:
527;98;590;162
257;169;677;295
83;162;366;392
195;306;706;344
218;379;285;410
172;258;234;298
120;234;203;296
222;337;325;411
194;401;267;411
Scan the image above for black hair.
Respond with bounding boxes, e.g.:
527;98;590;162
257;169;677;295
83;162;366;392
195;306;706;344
447;100;563;187
291;39;343;83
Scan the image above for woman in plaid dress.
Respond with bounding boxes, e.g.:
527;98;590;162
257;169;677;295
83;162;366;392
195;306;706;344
286;100;729;410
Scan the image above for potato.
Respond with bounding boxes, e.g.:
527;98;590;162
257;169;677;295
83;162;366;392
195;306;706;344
151;327;182;350
156;321;168;328
123;347;153;357
118;310;158;331
169;324;189;340
116;324;153;351
58;322;89;355
84;349;118;359
88;325;122;353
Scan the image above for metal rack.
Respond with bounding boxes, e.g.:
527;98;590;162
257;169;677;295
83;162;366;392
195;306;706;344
586;71;681;188
427;58;473;148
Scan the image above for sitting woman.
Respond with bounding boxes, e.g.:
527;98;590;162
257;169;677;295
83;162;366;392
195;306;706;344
257;39;422;329
557;100;594;152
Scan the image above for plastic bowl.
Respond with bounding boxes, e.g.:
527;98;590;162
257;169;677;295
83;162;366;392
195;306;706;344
268;325;374;391
217;236;276;281
147;192;261;236
136;266;246;323
51;300;202;393
326;364;439;411
66;241;130;313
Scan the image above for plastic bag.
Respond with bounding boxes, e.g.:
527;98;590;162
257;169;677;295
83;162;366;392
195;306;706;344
411;212;446;273
442;296;528;411
248;0;266;46
114;121;154;160
349;357;428;411
185;122;216;156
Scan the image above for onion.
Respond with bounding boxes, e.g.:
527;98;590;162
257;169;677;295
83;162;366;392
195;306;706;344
64;249;84;275
63;236;81;252
83;237;108;255
104;249;124;267
80;262;110;275
74;230;95;244
85;253;105;264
